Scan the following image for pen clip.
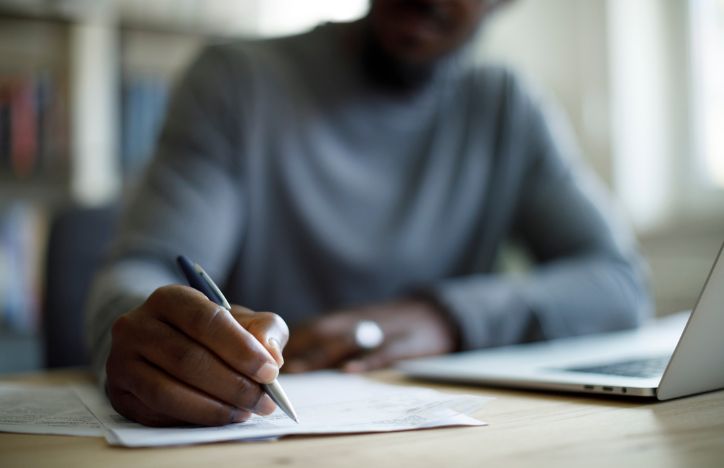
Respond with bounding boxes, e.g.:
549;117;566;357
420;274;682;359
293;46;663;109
176;255;222;307
193;263;232;310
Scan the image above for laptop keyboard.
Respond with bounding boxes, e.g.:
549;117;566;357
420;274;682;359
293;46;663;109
564;356;670;378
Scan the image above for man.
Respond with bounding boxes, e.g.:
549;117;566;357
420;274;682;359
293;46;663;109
87;0;650;427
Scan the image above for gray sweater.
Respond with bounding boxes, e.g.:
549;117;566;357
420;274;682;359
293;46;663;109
86;23;651;379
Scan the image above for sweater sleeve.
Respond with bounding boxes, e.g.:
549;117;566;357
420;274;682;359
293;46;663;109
85;45;247;382
429;75;652;350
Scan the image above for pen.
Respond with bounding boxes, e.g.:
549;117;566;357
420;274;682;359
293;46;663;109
176;255;299;423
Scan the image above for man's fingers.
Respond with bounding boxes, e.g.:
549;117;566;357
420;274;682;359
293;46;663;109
138;319;275;415
282;327;317;361
146;286;279;384
342;338;410;373
285;336;359;373
119;359;252;426
107;386;185;427
233;307;289;366
343;350;391;373
284;312;367;372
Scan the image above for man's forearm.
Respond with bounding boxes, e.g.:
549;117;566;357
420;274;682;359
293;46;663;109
429;254;652;350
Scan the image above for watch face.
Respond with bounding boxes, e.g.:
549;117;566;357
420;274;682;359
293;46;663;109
354;320;385;350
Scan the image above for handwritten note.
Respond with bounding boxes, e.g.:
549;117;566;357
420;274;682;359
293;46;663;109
0;384;102;437
77;372;491;447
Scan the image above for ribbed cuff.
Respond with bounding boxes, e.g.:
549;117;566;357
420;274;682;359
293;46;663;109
423;275;541;350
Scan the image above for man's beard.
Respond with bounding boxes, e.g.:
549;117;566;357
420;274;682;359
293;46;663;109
359;21;437;92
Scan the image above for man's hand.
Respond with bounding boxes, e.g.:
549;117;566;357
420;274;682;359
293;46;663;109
106;285;288;427
283;298;458;373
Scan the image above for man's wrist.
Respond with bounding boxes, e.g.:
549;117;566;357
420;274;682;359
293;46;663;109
405;292;462;352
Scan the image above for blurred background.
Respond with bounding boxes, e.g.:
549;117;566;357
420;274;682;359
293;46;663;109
0;0;722;374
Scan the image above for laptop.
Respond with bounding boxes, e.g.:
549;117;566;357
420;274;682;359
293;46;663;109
399;243;724;400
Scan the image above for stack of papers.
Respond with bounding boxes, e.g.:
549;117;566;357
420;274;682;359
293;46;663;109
0;372;491;447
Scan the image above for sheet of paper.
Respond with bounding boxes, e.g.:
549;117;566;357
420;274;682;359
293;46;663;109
0;383;102;437
76;372;491;447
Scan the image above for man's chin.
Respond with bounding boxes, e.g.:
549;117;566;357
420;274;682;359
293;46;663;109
390;48;451;71
375;35;448;67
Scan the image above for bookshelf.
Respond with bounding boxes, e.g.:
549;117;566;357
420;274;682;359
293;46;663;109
0;16;71;202
0;0;254;373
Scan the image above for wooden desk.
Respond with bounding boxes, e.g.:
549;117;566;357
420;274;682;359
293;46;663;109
1;369;723;468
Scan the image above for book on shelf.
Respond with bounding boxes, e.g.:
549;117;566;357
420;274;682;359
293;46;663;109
0;202;46;335
0;71;68;182
120;74;170;179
